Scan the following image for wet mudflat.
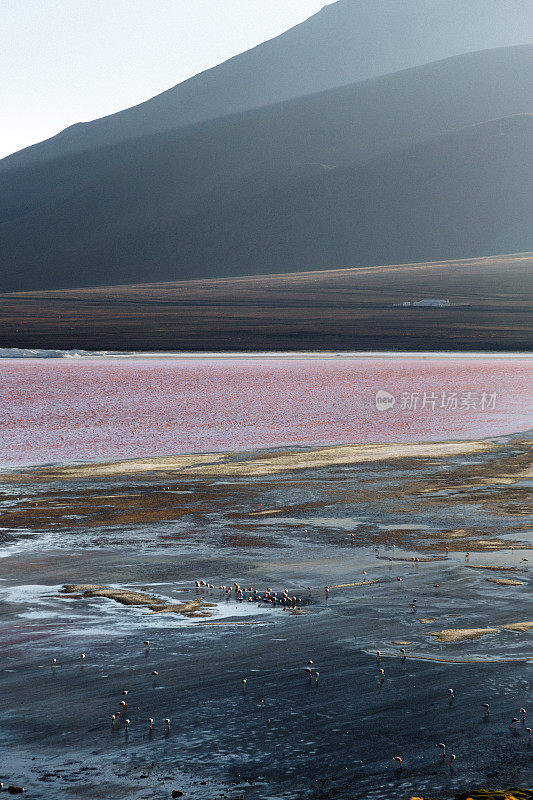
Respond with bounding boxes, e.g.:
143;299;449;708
0;435;531;799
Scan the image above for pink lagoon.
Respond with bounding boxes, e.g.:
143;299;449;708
1;353;531;467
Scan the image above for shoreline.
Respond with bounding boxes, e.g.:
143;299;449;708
2;348;533;359
1;437;504;481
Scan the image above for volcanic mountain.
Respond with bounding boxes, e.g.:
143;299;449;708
1;1;533;292
3;0;533;170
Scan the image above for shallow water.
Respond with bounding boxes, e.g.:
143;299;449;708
0;354;531;466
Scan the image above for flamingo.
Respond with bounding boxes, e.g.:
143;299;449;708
148;717;153;731
510;717;520;731
110;714;116;727
400;648;406;659
482;703;490;716
393;756;403;772
437;743;446;757
448;688;454;703
526;727;532;740
81;653;86;660
315;672;320;684
242;678;247;691
379;668;385;682
450;754;456;768
124;718;130;732
520;708;526;723
164;718;171;731
144;640;150;650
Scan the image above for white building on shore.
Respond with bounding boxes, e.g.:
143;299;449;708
412;298;451;307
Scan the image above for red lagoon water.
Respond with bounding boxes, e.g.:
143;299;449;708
0;356;531;467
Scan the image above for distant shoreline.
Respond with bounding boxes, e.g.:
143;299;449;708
1;348;532;360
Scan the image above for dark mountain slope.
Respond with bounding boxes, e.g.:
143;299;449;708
3;45;532;225
1;114;532;291
1;46;533;290
3;0;533;169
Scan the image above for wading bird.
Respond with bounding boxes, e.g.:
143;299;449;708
164;718;171;731
393;756;403;773
482;703;490;716
448;688;454;703
437;743;446;757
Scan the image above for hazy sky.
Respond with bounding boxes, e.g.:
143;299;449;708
1;0;326;159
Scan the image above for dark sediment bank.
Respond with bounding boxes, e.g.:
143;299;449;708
0;435;531;798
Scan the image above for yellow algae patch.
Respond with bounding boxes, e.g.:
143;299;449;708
405;655;526;664
486;578;524;586
393;641;412;645
249;509;283;516
418;618;436;624
61;584;213;618
501;621;533;632
430;622;533;643
465;565;519;572
147;603;212;616
430;627;500;642
329;580;383;588
63;584;104;592
15;439;494;481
